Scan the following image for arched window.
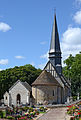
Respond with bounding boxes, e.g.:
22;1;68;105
17;94;21;104
6;96;7;100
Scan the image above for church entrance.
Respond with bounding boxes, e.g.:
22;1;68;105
16;94;21;105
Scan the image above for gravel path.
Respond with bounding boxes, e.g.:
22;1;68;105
38;107;70;120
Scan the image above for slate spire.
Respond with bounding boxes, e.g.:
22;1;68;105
49;13;61;53
49;13;62;74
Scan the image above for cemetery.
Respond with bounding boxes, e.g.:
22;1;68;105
0;1;81;119
0;105;48;120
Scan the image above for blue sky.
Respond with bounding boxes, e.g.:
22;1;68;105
0;0;81;70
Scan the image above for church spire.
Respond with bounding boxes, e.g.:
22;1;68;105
49;13;61;53
49;13;62;75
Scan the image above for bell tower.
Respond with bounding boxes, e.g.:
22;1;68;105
49;14;62;75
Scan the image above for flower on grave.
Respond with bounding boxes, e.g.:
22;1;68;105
24;112;29;116
74;112;78;116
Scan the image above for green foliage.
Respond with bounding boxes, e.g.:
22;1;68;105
28;107;33;113
0;111;3;118
22;106;29;111
6;116;15;119
39;107;46;112
0;110;6;118
73;96;77;101
16;115;21;118
63;52;81;96
67;110;72;115
0;64;42;99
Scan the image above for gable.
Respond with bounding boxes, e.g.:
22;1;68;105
9;80;31;92
9;81;26;91
4;91;9;97
44;61;58;77
9;81;29;93
44;61;64;88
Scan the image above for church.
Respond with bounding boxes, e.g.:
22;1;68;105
3;14;71;106
32;14;71;104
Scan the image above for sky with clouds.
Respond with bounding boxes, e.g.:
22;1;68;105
0;0;81;70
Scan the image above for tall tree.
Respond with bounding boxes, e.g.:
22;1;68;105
0;64;42;99
63;52;81;96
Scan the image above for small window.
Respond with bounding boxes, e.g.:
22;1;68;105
53;90;54;96
6;96;7;100
30;91;32;98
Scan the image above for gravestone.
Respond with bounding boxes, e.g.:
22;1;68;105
77;93;79;100
67;97;70;103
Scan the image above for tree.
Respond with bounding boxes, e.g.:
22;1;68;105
63;52;81;96
0;64;42;99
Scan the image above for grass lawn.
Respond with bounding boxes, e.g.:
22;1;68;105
39;111;46;114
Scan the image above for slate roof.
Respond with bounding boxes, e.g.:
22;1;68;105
32;70;61;86
49;13;61;53
9;80;31;91
21;81;31;91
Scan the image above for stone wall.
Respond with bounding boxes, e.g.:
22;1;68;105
57;87;62;104
32;85;62;104
4;92;9;106
9;82;30;106
63;86;70;103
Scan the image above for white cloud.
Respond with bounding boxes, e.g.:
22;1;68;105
40;27;81;67
61;26;81;66
40;51;49;60
0;22;11;32
0;59;9;65
0;69;3;71
62;27;81;44
76;0;81;5
40;41;47;45
73;10;81;24
15;56;25;59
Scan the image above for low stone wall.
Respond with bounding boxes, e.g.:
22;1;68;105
0;106;7;111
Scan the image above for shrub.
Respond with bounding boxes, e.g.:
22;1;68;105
73;96;77;101
0;111;3;118
6;116;15;119
2;110;6;118
67;110;72;115
39;107;45;112
29;107;33;110
0;110;6;118
22;106;29;111
17;115;21;118
28;107;33;113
